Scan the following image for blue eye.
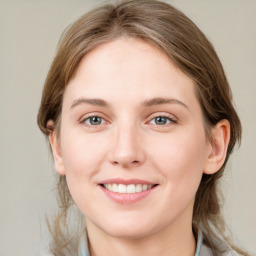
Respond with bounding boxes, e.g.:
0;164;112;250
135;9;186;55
85;116;105;125
150;116;173;125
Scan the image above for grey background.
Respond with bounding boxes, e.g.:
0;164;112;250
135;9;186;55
1;0;255;255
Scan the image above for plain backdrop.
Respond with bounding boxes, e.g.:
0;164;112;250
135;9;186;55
1;0;255;255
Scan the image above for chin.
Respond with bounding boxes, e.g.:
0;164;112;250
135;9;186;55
98;216;158;239
106;226;153;240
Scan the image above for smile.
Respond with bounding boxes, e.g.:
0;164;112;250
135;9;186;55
98;179;159;204
102;184;154;194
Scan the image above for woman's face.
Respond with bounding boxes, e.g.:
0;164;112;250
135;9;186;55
52;38;213;239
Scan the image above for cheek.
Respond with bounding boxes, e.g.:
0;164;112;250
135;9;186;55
60;133;109;211
61;132;108;176
151;130;207;189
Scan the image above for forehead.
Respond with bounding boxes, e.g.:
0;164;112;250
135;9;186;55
63;38;199;112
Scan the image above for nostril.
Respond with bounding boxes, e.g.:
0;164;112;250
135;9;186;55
111;160;140;166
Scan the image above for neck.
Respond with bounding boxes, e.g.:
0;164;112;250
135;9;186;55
86;213;196;256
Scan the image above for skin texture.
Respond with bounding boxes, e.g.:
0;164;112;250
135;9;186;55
49;38;230;256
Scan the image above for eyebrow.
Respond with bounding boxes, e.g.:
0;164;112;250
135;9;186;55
142;97;189;110
71;98;108;109
70;97;189;110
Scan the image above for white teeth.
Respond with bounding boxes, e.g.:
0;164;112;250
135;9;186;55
135;184;142;192
112;183;118;192
127;184;135;193
118;184;126;193
103;183;154;193
142;184;148;191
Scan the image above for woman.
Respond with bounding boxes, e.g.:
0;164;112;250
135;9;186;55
37;0;249;255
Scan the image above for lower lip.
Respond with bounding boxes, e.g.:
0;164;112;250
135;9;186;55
99;185;158;204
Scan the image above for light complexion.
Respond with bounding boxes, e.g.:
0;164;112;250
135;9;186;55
49;38;230;256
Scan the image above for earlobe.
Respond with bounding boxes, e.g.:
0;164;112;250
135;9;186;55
204;119;230;175
47;120;66;175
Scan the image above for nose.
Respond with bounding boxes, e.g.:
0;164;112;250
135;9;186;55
108;124;146;168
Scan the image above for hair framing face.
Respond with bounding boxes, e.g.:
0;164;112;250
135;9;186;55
37;1;243;255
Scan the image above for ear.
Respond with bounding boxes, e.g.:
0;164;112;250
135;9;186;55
47;120;66;175
204;119;230;175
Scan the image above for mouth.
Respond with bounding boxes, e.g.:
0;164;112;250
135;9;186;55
98;179;159;203
100;183;158;194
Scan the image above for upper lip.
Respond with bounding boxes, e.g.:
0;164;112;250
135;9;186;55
99;178;157;185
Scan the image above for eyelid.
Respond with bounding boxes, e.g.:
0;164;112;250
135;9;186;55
146;112;178;125
78;112;178;129
148;112;177;120
79;112;110;127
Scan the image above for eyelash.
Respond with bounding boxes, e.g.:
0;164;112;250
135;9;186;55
80;114;108;128
148;114;177;126
80;113;177;128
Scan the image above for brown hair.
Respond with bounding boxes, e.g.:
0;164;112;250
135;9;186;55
37;0;247;255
